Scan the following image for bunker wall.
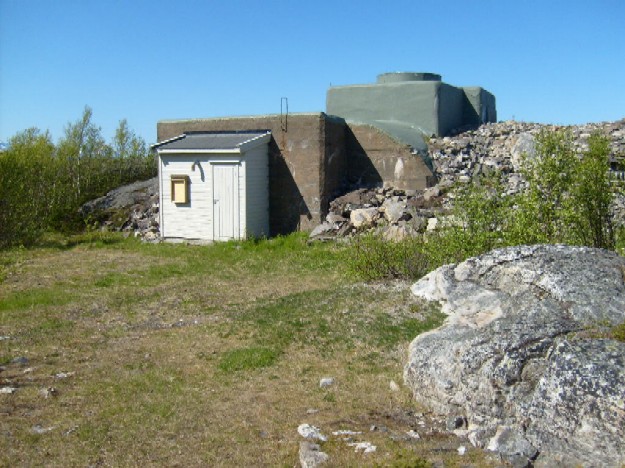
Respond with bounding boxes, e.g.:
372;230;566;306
437;83;466;137
345;123;435;190
327;82;440;137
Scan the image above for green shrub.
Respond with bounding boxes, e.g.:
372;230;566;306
345;129;618;282
0;108;156;248
347;233;432;281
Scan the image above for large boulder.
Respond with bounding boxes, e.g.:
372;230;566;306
404;244;625;467
79;178;159;239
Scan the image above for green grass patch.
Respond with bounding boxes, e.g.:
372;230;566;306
611;322;625;342
219;346;280;372
365;311;445;349
0;288;74;312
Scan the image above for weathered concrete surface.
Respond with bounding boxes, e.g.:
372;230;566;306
404;244;625;467
346;124;435;190
327;72;496;141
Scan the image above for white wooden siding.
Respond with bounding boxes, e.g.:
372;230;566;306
160;155;214;239
158;141;269;242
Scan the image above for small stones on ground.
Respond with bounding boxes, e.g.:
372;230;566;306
306;408;319;415
299;441;329;468
0;387;17;394
347;441;377;453
457;445;467;455
55;371;75;379
31;425;55;434
406;430;420;440
64;425;79;436
297;424;328;442
389;380;400;392
332;430;362;437
39;387;58;398
319;377;335;388
11;356;29;366
0;335;10;341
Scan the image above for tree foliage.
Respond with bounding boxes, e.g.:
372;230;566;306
444;129;616;253
0;107;156;248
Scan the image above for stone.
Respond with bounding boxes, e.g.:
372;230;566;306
350;208;379;228
319;377;335;388
404;244;625;467
381;225;414;242
79;177;159;241
426;217;438;231
381;198;406;224
486;426;538;467
423;186;440;201
309;222;333;238
389;380;400;392
299;441;329;468
11;356;29;366
31;425;55;434
347;441;376;453
297;424;327;442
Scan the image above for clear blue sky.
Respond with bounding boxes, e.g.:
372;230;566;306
1;0;624;145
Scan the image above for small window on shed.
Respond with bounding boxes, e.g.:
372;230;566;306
171;175;189;204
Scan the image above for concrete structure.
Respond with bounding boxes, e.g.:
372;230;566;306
154;131;271;242
155;72;494;238
157;114;435;236
327;72;496;153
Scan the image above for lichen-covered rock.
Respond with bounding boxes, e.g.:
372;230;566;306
404;244;625;467
79;178;159;241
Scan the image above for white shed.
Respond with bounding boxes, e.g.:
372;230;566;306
153;131;271;242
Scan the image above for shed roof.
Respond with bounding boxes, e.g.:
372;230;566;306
152;131;271;153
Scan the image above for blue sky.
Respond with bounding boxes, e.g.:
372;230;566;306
1;0;624;145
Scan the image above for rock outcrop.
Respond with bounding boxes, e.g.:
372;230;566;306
404;244;625;467
79;178;159;241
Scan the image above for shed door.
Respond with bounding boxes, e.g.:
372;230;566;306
212;163;239;240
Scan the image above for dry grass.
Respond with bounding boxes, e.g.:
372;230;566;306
0;234;500;467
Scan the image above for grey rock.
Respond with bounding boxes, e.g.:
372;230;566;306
381;224;415;242
350;208;379;228
309;222;333;238
11;356;28;366
423;186;440;201
79;177;159;241
298;424;327;442
299;442;329;468
486;426;538;467
319;377;335;388
404;244;625;468
381;198;406;224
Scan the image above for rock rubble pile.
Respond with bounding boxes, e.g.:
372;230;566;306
430;119;625;190
309;186;444;242
310;118;625;240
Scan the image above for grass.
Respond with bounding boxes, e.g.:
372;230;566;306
0;233;498;467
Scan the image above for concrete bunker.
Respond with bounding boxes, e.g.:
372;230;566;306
154;72;496;239
327;72;497;153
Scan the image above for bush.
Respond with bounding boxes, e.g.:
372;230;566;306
0;109;156;248
347;233;432;281
345;129;618;282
